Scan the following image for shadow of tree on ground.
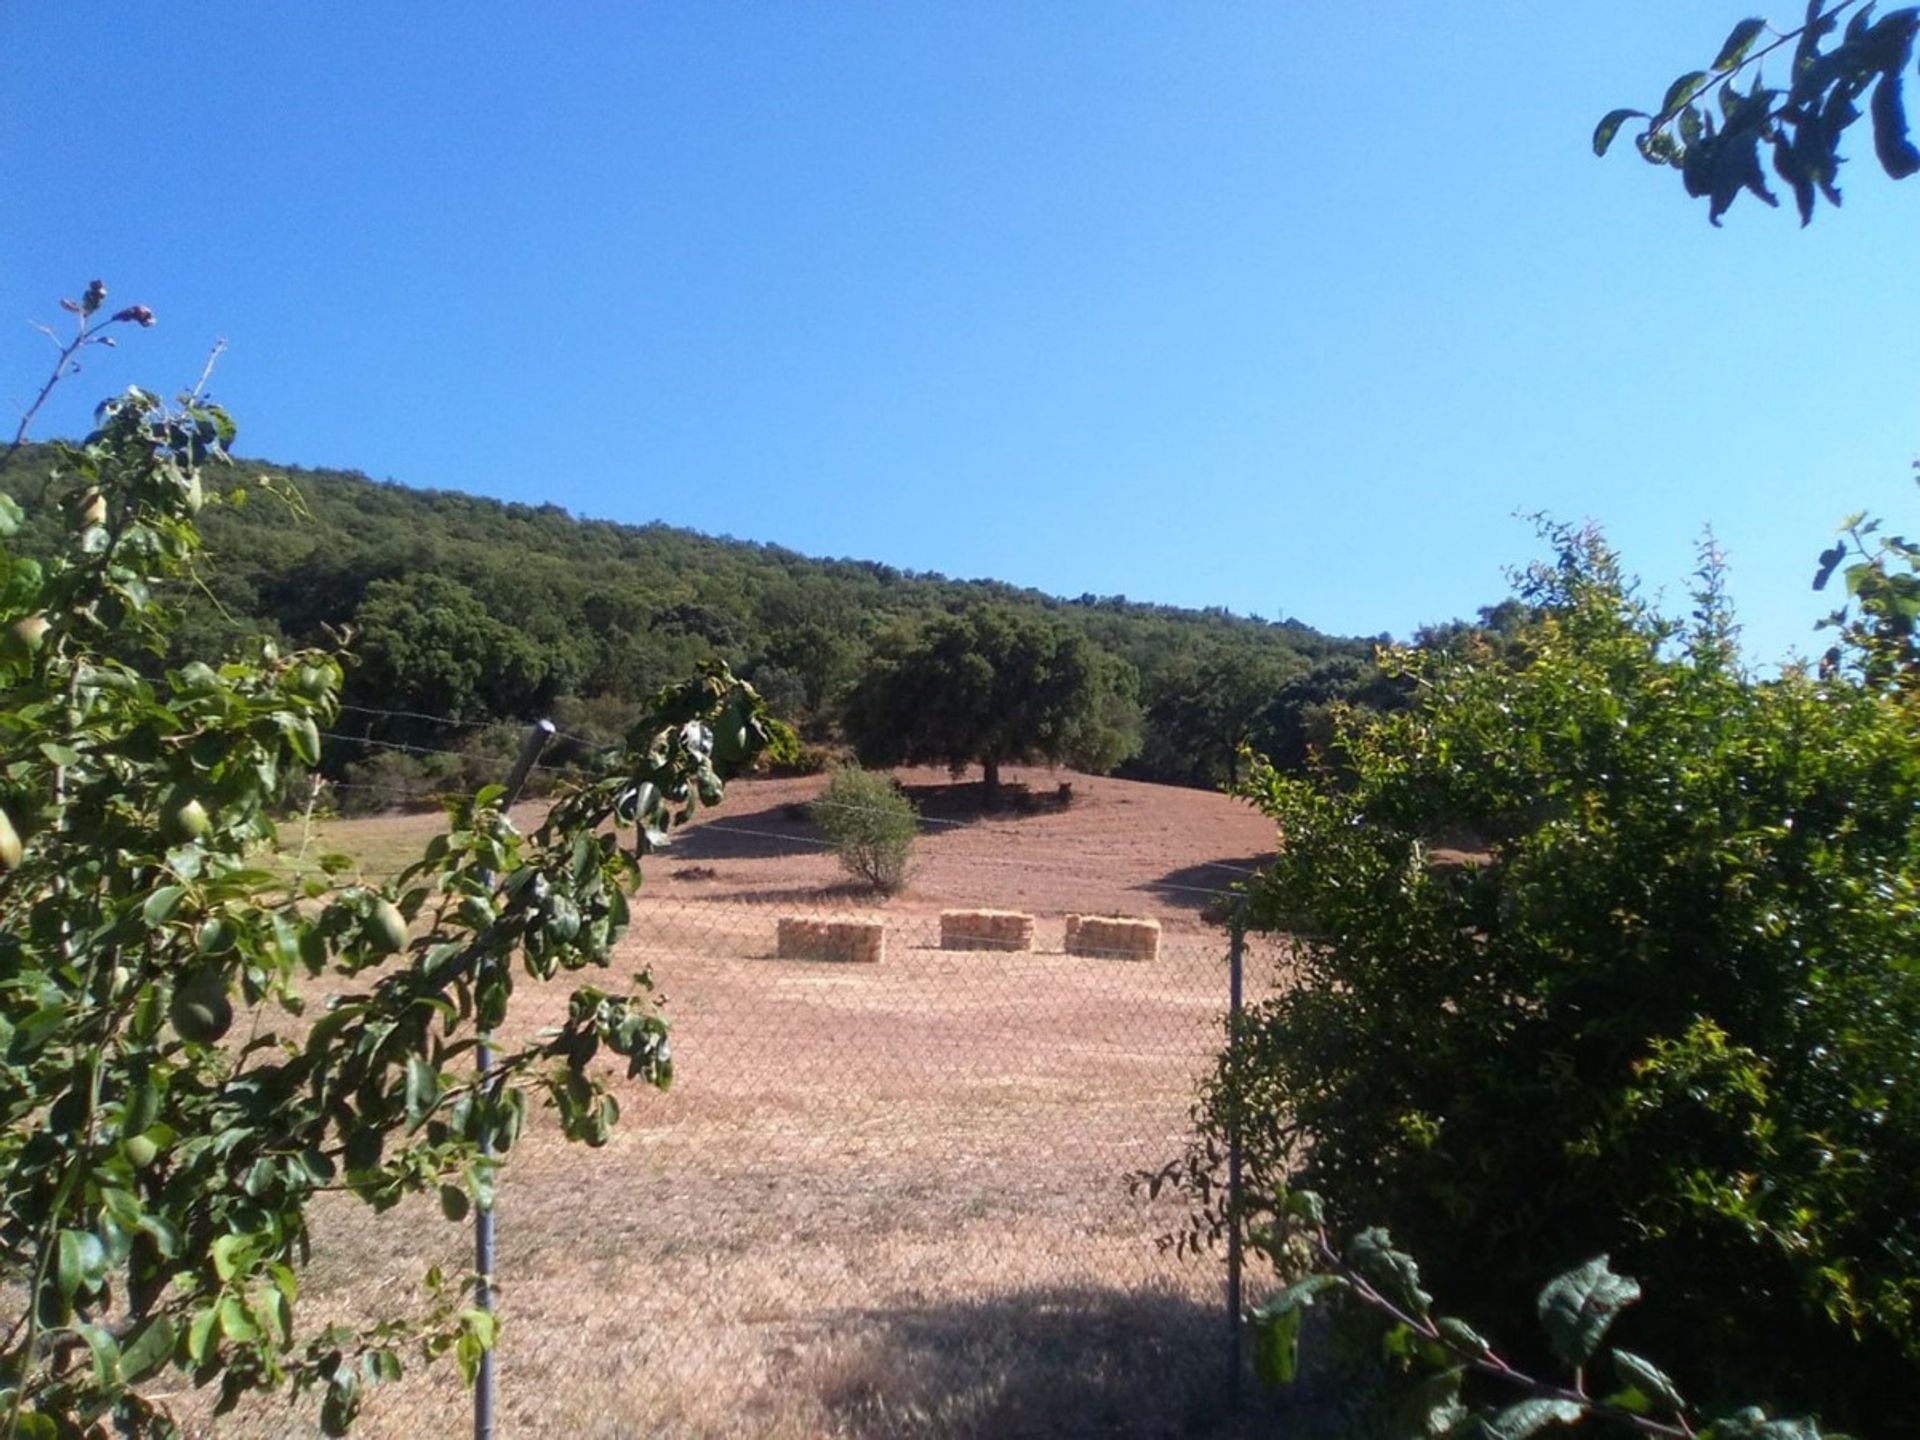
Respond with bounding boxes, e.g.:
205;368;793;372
671;801;833;861
898;778;1079;827
672;779;1078;866
799;1282;1332;1440
1138;854;1273;915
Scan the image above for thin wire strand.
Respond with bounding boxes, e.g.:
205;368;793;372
318;729;577;776
326;704;1262;860
312;729;1265;888
332;702;610;755
665;819;1242;899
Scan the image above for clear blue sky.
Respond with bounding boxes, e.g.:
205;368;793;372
4;3;1915;665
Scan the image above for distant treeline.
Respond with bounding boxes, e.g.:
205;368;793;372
4;444;1517;801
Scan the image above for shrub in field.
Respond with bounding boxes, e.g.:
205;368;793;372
0;296;777;1435
813;766;917;893
1172;523;1920;1431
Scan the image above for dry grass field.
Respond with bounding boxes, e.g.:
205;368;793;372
197;768;1297;1438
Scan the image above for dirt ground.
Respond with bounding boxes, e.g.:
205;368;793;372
293;763;1278;928
595;763;1274;930
194;768;1294;1438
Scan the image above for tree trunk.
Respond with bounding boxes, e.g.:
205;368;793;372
982;754;1001;808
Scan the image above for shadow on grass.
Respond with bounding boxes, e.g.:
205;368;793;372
673;779;1073;865
808;1282;1316;1440
695;881;891;909
672;802;834;861
898;778;1076;827
1137;854;1273;916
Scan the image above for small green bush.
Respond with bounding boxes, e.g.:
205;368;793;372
813;766;917;893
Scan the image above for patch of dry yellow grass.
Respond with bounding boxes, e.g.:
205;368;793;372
187;883;1291;1437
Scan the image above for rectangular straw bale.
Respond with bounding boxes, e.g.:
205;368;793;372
776;916;886;964
1063;913;1161;961
938;908;1035;952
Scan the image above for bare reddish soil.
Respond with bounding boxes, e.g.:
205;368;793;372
650;764;1277;931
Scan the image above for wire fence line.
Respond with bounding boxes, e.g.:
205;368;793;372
333;701;609;755
300;727;1269;916
231;697;1290;1435
257;719;1283;1437
277;894;1277;1439
319;703;1266;869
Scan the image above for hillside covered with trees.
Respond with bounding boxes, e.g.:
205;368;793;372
3;442;1424;801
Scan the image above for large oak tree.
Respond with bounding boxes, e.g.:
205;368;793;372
842;605;1138;805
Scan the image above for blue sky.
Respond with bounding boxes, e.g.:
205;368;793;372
4;3;1915;665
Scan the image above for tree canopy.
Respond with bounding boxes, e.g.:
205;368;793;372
0;363;780;1433
0;445;1377;796
841;605;1140;802
1180;525;1920;1430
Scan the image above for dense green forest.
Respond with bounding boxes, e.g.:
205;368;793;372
3;441;1439;803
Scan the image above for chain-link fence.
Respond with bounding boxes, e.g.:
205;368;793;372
246;893;1286;1440
198;714;1290;1438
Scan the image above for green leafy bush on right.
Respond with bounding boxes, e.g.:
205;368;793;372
1178;521;1920;1432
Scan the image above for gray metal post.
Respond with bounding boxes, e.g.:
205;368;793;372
474;720;555;1440
1226;920;1245;1403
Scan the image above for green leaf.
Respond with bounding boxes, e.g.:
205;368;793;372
8;1005;66;1060
1611;1349;1684;1414
56;1231;84;1302
1283;1188;1326;1227
1253;1271;1346;1323
119;1313;177;1383
210;1232;251;1282
142;884;188;927
1713;18;1768;72
218;1293;259;1342
1664;71;1711;116
404;1054;440;1126
75;1321;120;1390
56;1230;105;1301
1481;1397;1586;1439
461;1306;499;1350
1536;1256;1641;1368
1395;1367;1467;1438
280;712;322;766
1594;108;1647;156
186;1305;218;1365
1251;1305;1302;1387
1348;1227;1432;1317
321;1373;360;1437
1436;1316;1489;1356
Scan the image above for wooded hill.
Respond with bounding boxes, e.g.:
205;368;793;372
4;442;1409;800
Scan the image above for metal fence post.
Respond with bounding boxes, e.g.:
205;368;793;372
474;720;555;1440
1226;919;1245;1404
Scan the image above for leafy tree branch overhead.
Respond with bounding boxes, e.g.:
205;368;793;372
0;288;780;1436
1597;3;1920;223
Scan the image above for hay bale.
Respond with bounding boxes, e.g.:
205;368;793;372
1063;913;1160;961
939;908;1035;952
776;916;886;964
